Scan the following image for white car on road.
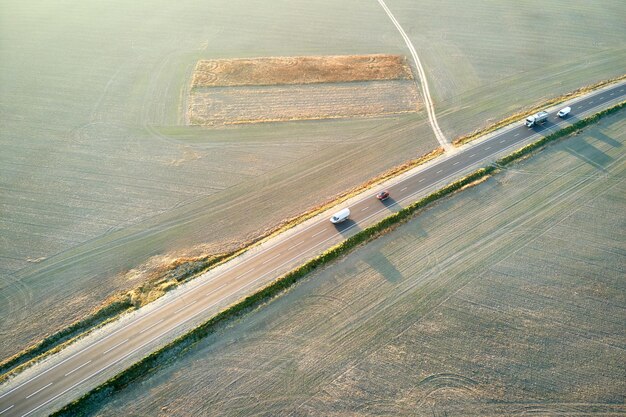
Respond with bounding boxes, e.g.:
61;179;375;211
330;208;350;224
557;106;571;118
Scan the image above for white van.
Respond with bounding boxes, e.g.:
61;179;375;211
557;106;571;118
330;208;350;224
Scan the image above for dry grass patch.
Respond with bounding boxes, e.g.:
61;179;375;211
191;54;413;87
188;54;420;126
189;81;419;126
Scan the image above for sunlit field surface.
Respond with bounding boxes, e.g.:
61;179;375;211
97;112;625;417
1;0;624;360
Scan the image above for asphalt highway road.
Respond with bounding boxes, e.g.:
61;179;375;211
1;82;624;417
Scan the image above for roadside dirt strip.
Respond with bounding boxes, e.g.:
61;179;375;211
376;0;452;151
0;82;624;417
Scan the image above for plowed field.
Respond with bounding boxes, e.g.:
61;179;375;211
189;81;419;125
95;111;625;416
188;55;419;126
2;0;624;366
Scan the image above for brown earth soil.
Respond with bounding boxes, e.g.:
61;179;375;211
189;81;419;126
191;54;414;88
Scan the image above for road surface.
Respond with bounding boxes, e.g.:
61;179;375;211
0;81;624;417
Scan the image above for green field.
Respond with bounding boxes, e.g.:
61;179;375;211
94;111;625;416
1;0;624;361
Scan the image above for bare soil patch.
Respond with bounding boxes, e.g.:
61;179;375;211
191;54;413;87
189;81;419;126
188;54;419;126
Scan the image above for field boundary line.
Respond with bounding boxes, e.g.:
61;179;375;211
376;0;451;151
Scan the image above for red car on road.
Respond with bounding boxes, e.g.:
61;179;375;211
376;191;390;201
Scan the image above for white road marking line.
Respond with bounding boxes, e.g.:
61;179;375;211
11;85;622;416
610;92;614;95
500;139;506;143
64;360;92;377
485;146;491;150
589;100;594;104
102;338;129;355
400;186;407;191
16;139;605;416
286;241;304;251
599;96;604;99
453;161;459;166
361;206;369;211
242;267;255;275
469;154;476;158
418;178;425;182
311;230;325;238
25;383;52;399
514;133;520;137
261;253;282;264
174;300;197;314
139;319;164;334
436;169;442;174
206;283;227;297
0;405;14;415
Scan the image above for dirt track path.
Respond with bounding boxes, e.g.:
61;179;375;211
376;0;452;152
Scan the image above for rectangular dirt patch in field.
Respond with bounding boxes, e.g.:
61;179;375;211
191;54;414;87
189;80;419;126
187;54;420;126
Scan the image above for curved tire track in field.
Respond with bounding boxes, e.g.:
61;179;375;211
512;403;623;415
416;372;479;398
376;0;452;152
0;274;32;340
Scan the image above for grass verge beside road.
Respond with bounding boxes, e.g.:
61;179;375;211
0;149;443;384
0;299;132;385
0;254;230;384
51;101;625;417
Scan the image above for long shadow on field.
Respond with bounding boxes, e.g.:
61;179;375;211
563;137;613;172
551;114;615;172
335;199;424;283
361;207;429;284
363;250;403;283
589;129;623;148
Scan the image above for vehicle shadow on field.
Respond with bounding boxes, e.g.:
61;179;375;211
363;250;403;283
555;114;615;172
333;219;403;283
589;129;623;148
564;138;613;172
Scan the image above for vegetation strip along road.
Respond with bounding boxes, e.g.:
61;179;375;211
0;82;623;416
48;100;625;417
0;148;443;386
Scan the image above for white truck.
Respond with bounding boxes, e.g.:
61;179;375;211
525;111;549;127
330;208;350;224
